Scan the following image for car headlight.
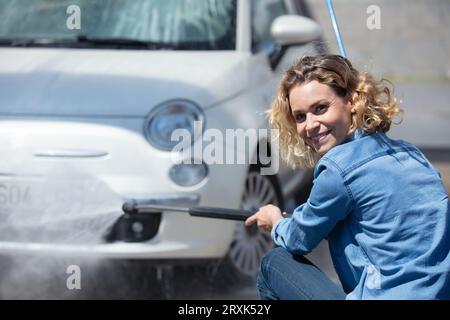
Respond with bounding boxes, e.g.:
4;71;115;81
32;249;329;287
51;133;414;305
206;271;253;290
144;99;205;151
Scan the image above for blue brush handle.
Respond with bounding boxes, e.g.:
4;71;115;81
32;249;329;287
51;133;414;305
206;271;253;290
326;0;346;57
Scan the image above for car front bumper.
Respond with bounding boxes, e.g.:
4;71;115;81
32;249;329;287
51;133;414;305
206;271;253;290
0;120;244;260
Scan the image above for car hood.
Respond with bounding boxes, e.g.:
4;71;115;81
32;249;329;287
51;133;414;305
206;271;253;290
0;48;251;117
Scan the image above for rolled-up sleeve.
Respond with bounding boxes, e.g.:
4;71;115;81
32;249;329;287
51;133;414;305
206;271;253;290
271;161;354;255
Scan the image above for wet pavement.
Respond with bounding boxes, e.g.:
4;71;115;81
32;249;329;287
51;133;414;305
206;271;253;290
0;251;259;299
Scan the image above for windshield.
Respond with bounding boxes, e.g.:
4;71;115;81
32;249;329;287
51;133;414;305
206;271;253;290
0;0;237;50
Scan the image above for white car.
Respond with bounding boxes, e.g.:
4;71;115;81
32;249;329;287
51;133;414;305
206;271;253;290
0;0;321;281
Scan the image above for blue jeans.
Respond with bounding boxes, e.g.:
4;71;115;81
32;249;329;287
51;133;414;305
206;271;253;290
257;247;346;300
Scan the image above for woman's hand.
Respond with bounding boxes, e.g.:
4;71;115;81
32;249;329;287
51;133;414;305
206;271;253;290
245;204;284;232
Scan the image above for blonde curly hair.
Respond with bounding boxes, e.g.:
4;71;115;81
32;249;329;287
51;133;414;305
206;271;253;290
269;54;402;169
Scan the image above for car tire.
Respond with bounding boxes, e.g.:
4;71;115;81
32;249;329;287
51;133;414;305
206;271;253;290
218;165;284;287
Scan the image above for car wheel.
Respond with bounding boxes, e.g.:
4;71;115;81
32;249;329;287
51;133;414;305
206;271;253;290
221;166;284;285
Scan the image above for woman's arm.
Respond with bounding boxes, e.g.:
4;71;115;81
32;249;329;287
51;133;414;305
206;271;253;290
246;161;354;255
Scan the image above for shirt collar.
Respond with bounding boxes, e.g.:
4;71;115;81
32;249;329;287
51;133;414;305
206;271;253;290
344;128;368;143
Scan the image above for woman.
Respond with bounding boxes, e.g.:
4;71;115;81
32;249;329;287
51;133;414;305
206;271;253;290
245;54;450;299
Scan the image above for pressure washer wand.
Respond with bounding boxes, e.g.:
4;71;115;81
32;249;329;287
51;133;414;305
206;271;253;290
122;202;254;221
105;202;288;242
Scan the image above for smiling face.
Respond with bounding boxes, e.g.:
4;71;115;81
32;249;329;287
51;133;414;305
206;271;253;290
289;80;355;156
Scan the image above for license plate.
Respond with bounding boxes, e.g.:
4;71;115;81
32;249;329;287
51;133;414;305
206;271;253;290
0;181;34;208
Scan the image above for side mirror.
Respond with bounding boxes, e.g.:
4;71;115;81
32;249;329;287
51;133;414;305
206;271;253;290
271;15;322;46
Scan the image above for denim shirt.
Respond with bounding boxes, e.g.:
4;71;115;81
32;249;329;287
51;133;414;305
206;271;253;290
272;129;450;299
